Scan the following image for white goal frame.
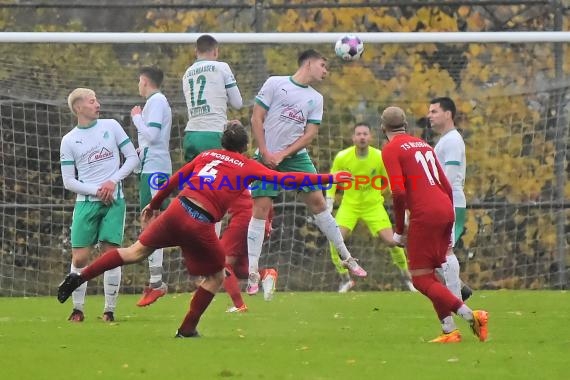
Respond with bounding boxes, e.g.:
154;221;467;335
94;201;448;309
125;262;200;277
0;31;567;295
0;31;569;44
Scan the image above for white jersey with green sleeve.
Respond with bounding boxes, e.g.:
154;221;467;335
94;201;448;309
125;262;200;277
132;92;172;174
434;129;466;207
255;76;323;154
326;146;387;208
182;60;237;133
60;119;138;202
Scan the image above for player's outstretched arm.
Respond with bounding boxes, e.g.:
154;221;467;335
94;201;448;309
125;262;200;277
149;160;197;210
245;158;349;188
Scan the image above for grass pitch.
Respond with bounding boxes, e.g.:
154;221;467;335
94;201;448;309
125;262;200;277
0;291;567;380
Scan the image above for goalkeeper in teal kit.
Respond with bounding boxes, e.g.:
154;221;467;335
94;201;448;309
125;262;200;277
326;123;415;292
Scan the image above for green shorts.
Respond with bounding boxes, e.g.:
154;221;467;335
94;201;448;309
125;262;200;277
139;173;171;210
183;131;223;162
70;199;126;248
335;202;392;235
250;152;318;198
453;207;466;246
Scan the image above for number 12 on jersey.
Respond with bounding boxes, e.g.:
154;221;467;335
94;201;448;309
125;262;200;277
188;75;207;107
187;74;212;117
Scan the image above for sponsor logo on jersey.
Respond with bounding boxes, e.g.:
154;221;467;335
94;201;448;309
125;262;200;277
280;105;305;124
88;147;114;163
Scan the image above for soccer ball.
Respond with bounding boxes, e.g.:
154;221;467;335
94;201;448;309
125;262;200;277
334;34;364;61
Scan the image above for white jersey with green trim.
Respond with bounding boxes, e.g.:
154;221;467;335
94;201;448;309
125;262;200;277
137;92;172;174
182;60;237;133
60;119;133;201
434;129;466;207
255;76;323;154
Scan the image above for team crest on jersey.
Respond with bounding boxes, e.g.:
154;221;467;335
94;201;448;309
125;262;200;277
88;147;113;163
280;105;305;124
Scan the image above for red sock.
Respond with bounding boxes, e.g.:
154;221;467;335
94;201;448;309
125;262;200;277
81;248;124;281
223;265;245;308
412;273;463;320
178;287;215;336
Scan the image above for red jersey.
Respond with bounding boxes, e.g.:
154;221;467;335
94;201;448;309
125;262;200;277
381;134;453;234
150;149;336;222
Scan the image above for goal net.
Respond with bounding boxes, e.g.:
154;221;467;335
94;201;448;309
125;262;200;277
0;34;568;296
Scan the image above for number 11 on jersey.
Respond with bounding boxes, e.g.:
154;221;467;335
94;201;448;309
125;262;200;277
415;151;440;185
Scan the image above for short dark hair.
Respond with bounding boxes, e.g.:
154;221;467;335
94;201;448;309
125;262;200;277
196;34;218;54
430;97;456;120
298;49;327;67
353;122;371;132
221;123;248;153
139;66;164;87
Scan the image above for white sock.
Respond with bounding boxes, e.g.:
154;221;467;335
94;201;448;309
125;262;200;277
313;211;351;260
441;315;457;333
148;248;164;287
247;217;266;273
444;253;462;299
103;266;122;313
456;304;474;322
70;264;86;311
215;221;222;238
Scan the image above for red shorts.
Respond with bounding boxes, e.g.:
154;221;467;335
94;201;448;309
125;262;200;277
220;215;249;278
139;198;225;276
406;219;453;271
220;216;249;258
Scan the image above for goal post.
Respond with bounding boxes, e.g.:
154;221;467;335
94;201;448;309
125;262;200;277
0;32;567;296
0;31;569;43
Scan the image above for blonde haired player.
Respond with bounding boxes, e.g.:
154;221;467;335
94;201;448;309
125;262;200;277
60;88;139;322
